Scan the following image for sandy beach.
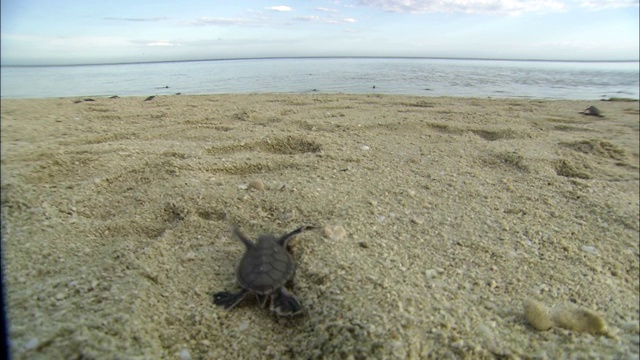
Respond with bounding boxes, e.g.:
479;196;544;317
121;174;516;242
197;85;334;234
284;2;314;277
2;94;638;359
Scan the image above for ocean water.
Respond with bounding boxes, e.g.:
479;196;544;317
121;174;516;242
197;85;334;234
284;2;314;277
1;58;638;100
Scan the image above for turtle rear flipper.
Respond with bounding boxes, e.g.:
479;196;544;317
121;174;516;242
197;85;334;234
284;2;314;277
271;287;302;316
256;293;269;307
214;289;249;310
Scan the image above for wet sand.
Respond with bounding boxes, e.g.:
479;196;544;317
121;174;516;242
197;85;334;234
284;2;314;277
2;94;639;359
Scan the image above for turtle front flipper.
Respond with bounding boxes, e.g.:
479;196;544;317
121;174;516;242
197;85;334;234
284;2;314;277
278;225;314;247
213;289;249;310
270;287;303;316
232;226;255;249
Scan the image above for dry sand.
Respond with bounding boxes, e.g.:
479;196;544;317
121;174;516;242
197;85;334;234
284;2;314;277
1;94;639;359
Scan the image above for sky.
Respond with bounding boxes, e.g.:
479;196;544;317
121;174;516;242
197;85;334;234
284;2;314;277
1;0;638;65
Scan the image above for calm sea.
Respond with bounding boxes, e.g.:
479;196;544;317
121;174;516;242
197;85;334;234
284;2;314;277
1;58;638;100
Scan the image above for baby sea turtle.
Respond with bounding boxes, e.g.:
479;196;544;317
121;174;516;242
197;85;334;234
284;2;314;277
213;225;312;316
580;105;603;117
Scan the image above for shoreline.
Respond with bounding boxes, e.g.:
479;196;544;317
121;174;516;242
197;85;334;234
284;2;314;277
2;94;638;358
1;93;639;102
3;56;639;68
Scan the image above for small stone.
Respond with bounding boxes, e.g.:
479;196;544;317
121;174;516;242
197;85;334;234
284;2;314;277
279;210;295;222
238;320;249;331
248;179;265;192
182;252;196;261
523;299;554;331
425;269;438;279
322;225;347;241
581;245;598;254
179;348;191;360
23;338;39;350
360;144;370;151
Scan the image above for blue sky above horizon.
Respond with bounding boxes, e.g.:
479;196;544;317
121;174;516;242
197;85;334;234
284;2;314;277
1;0;638;65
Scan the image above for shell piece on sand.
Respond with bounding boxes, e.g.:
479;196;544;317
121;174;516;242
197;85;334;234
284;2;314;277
523;299;554;331
322;225;347;241
552;306;607;334
248;179;265;191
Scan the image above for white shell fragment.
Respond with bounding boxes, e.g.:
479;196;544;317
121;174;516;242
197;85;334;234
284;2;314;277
523;299;608;334
322;225;347;241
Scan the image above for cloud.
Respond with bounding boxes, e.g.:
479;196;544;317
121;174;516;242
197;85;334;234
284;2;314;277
267;5;294;11
579;0;640;10
294;15;358;24
103;17;169;22
145;41;181;47
294;15;321;21
357;0;568;15
188;17;252;26
315;7;339;12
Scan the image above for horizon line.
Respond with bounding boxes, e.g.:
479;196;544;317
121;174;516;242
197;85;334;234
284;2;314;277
2;56;640;68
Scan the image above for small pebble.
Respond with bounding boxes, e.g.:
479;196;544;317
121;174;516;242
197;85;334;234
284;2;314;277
182;252;196;261
322;225;347;241
425;269;438;279
360;144;370;151
279;210;295;222
248;179;265;191
581;245;598;254
23;338;39;350
179;348;191;360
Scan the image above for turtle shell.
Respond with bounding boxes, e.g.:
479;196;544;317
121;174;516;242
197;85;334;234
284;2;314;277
237;234;294;293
